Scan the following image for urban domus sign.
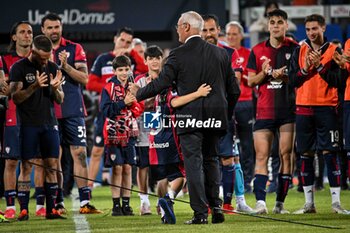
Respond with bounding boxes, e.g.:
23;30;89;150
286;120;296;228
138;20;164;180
0;0;225;33
28;9;115;25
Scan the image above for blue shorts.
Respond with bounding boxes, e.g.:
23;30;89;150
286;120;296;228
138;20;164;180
21;125;60;160
3;125;21;160
58;117;87;146
93;112;104;147
104;137;136;167
135;146;149;168
150;162;184;182
218;120;235;157
343;102;350;150
296;106;339;153
254;117;295;132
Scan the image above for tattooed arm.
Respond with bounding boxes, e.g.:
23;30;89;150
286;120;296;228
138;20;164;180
11;71;48;105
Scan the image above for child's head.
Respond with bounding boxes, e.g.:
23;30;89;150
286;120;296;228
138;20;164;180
144;45;163;73
112;55;131;83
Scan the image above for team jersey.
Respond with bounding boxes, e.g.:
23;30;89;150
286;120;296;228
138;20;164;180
218;43;242;73
236;46;253;102
148;88;183;165
1;52;25;126
344;39;350;101
247;38;299;120
52;37;87;119
100;76;144;147
86;52;115;94
9;58;58;126
289;39;341;106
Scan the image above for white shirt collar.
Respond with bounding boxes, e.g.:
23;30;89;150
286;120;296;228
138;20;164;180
185;34;201;43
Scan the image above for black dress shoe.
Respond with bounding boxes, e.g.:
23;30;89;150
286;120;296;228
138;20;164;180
212;208;225;224
184;217;208;225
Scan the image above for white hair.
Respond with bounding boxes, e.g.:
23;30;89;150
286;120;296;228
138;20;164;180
225;21;244;35
181;11;203;31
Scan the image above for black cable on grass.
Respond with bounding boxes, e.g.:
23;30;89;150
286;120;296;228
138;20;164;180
219;208;344;230
28;161;345;229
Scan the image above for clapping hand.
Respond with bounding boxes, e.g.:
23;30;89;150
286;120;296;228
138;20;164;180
262;58;272;76
58;50;68;69
303;47;312;71
272;66;287;79
35;70;49;88
50;70;64;91
0;80;9;95
308;49;321;68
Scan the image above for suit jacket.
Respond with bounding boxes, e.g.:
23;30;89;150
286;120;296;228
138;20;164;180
136;36;240;134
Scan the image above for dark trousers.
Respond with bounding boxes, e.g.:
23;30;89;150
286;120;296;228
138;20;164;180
235;101;255;185
179;130;222;219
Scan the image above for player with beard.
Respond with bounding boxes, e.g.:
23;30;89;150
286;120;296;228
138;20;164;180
201;14;253;214
1;21;48;220
41;12;101;214
289;14;349;215
9;35;65;220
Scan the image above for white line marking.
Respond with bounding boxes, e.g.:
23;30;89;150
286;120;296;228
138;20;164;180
72;189;91;233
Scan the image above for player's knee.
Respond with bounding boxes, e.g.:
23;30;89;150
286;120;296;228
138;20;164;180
91;146;104;157
5;160;18;170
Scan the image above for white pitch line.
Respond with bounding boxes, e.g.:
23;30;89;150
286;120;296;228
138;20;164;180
72;189;91;233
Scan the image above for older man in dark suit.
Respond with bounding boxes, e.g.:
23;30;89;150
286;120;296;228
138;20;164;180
130;11;240;224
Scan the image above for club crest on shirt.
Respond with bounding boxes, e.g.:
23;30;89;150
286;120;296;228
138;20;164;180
25;73;36;83
236;57;244;66
285;53;291;60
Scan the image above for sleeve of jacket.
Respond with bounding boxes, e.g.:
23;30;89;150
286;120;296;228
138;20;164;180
288;47;310;88
86;73;105;93
130;100;144;119
136;51;177;101
225;52;241;119
318;47;348;89
100;85;126;119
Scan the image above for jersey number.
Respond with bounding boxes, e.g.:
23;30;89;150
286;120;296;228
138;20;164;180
78;126;86;138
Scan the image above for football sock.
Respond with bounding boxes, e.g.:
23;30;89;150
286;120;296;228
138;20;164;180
4;190;16;209
324;153;341;187
222;164;235;204
122;197;130;207
56;188;64;204
300;156;314;186
139;194;150;205
168;189;177;200
45;182;58;214
303;185;314;204
79;186;91;207
18;181;31;212
234;163;245;197
330;187;341;204
276;174;292;203
113;198;121;208
35;187;45;206
253;174;268;201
